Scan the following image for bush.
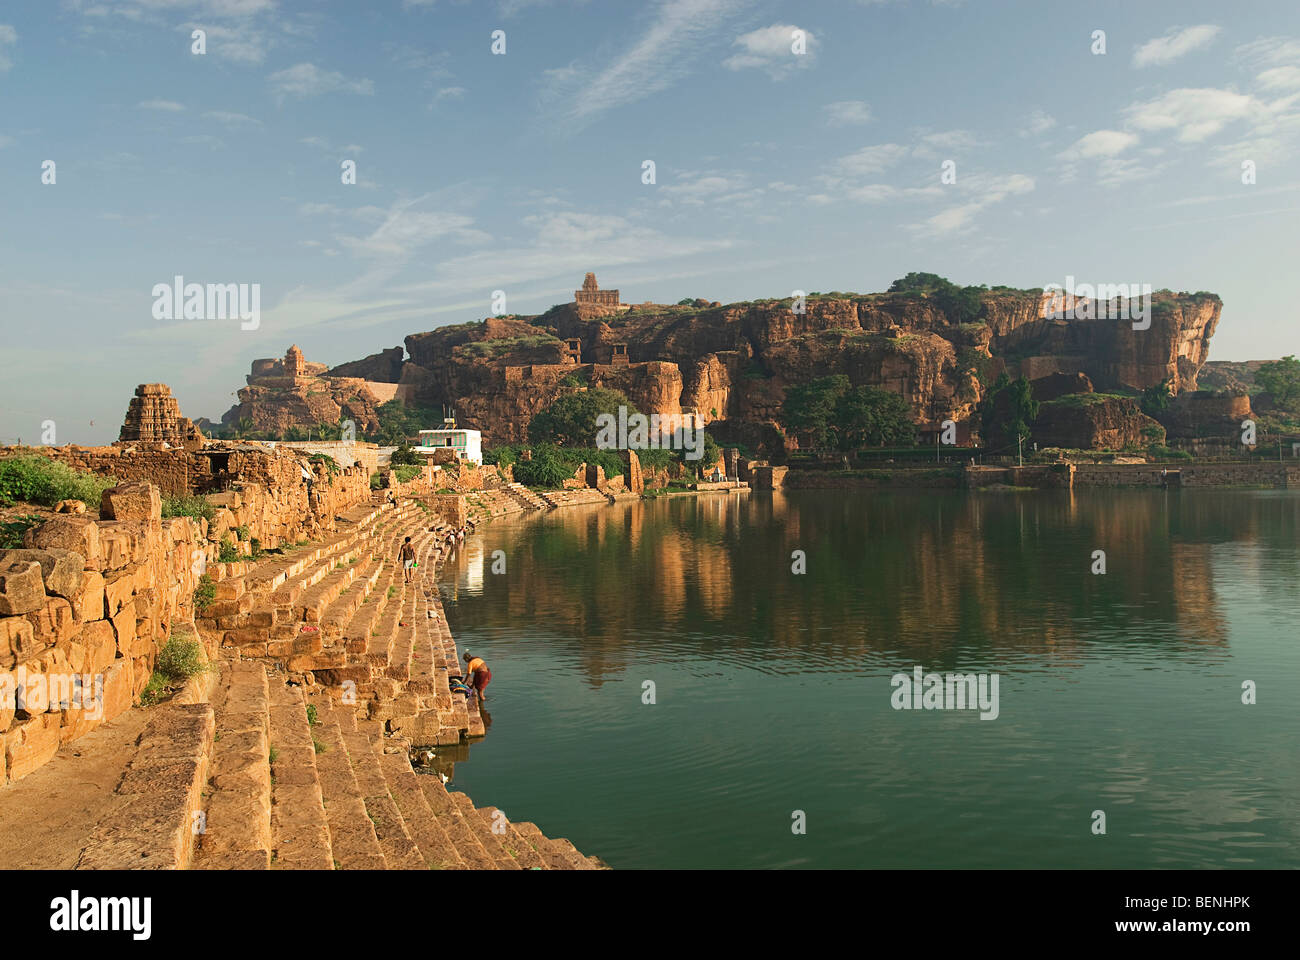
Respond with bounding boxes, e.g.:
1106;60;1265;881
512;446;572;489
139;635;209;706
0;455;118;508
370;473;384;490
193;574;216;615
162;495;216;521
218;536;240;563
0;514;45;549
393;464;421;484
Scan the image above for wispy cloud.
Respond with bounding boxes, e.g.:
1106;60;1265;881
1133;25;1220;68
823;100;871;126
138;98;185;112
543;0;750;126
269;62;375;101
723;23;817;76
0;24;17;72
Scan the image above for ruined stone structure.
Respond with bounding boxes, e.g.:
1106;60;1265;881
575;272;620;308
118;383;203;450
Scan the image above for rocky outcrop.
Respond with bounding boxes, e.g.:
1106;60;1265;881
216;279;1223;454
328;347;405;383
1157;391;1253;440
1034;396;1165;450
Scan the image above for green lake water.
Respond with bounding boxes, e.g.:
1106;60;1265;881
435;489;1299;869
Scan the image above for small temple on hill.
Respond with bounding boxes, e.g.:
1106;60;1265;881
574;272;621;308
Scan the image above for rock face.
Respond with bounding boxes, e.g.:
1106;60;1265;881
1157;391;1253;440
1034;396;1165;450
118;384;203;450
215;345;394;438
217;278;1223;454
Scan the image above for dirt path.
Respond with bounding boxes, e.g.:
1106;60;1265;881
0;708;150;869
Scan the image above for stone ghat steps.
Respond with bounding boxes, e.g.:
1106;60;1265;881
504;482;551;511
540;488;613;509
184;660;602;870
466;488;526;520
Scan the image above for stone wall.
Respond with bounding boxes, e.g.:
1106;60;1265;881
1074;462;1300;487
1;483;214;785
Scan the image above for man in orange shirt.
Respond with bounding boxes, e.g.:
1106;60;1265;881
463;651;491;702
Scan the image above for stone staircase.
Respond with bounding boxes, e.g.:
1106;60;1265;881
503;482;551;511
179;659;604;870
539;488;611;509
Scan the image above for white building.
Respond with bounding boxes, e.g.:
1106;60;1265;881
416;428;482;465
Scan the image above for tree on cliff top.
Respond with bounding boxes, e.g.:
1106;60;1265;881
528;387;638;447
888;273;986;324
1255;355;1300;411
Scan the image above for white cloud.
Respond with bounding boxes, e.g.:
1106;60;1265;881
823;100;871;126
203;110;262;126
546;0;748;126
1133;25;1219;68
723;23;816;75
269;63;374;101
1023;109;1057;136
435;86;466;100
1256;66;1300;92
834;143;909;176
1060;129;1140;159
1123;88;1259;142
138;98;185;111
909;173;1034;238
0;24;18;72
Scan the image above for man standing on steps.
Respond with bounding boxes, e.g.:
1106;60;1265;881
399;536;416;583
463;651;491;702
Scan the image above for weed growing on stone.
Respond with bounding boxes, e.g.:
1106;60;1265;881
161;495;216;521
138;635;208;706
218;536;239;563
193;574;216;615
0;513;45;548
306;704;318;726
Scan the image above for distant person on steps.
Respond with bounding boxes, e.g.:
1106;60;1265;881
399;536;416;583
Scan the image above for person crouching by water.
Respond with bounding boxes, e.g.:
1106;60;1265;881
463;651;491;702
399;536;416;583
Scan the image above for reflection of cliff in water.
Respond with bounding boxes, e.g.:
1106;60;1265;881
436;491;1299;687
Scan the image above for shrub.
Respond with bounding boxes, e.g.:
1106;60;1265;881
393;464;421;484
139;635;208;706
193;574;216;615
162;495;216;521
218;536;240;563
0;514;45;549
0;455;117;508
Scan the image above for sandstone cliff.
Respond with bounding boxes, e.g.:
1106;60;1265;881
213;284;1222;453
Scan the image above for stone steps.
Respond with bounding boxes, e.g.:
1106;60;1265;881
505;482;551;511
311;696;388;869
192;659;271;869
77;701;215;869
266;678;333;869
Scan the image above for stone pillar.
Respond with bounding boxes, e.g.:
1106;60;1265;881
621;449;644;494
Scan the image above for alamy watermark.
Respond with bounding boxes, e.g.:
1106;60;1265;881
890;665;999;720
1;668;104;721
595;405;704;460
1040;276;1152;330
151;275;260;330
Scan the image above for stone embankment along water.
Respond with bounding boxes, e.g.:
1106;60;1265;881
0;489;605;869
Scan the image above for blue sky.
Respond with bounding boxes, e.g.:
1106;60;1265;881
2;0;1298;445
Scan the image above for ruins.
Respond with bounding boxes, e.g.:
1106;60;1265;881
574;272;621;309
118;384;204;450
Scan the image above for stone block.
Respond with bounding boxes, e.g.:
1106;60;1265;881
23;516;100;568
103;569;136;619
2;548;85;601
1;616;38;662
4;712;61;781
83;619;118;674
72;571;106;623
100;481;162;523
102;659;133;722
24;597;76;645
111;606;136;658
0;559;46;616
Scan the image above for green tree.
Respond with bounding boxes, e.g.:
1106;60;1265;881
1140;378;1174;417
981;373;1038;452
887;272;985;323
512;445;572;488
1255;355;1300;410
782;375;850;449
835;386;916;449
528;387;637;447
390;443;421;466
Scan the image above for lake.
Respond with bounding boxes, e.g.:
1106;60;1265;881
436;488;1300;869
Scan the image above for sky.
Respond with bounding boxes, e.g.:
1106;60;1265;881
1;0;1298;445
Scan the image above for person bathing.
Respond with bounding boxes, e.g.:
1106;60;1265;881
463;651;491;702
